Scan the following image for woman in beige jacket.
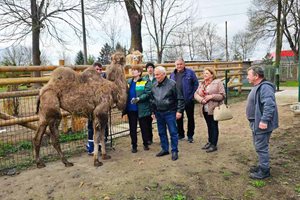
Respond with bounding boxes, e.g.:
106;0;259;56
194;67;225;152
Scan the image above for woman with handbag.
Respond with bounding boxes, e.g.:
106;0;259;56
194;67;225;153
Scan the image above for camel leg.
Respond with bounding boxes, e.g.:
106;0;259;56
48;117;73;167
93;106;111;167
33;120;47;168
93;121;103;167
99;116;111;160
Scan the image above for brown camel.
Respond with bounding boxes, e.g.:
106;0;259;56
33;52;127;167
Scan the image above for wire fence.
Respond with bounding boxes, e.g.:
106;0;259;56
0;91;131;171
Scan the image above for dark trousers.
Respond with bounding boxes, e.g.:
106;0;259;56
87;118;108;142
128;111;150;148
203;110;219;146
177;101;195;139
139;115;153;143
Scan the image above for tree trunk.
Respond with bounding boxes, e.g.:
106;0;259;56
157;50;162;64
124;0;143;53
31;0;42;88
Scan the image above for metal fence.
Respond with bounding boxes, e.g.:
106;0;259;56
256;63;299;83
0;92;130;171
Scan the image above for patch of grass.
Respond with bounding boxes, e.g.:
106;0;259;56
17;140;32;150
58;131;86;143
295;184;300;194
250;180;266;188
0;142;18;157
222;171;233;180
280;81;298;87
243;189;255;199
163;193;187;200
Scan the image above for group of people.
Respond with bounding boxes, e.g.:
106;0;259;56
86;59;278;179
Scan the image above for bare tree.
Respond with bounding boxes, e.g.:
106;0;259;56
0;45;49;66
102;18;122;50
0;0;108;70
143;0;189;63
196;23;224;61
230;31;256;61
248;0;299;60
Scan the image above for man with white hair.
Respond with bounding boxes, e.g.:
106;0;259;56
151;66;184;161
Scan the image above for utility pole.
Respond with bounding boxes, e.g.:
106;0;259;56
225;21;229;105
81;0;87;65
225;21;229;61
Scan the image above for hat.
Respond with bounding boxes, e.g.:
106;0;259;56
145;62;155;70
93;61;103;68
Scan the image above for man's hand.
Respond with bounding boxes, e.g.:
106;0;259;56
259;121;268;129
176;112;182;120
130;97;140;104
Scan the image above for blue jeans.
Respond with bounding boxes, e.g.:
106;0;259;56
155;111;178;153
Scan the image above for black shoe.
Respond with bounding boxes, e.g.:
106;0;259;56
206;145;217;153
156;150;169;157
249;168;270;179
144;146;150;151
249;165;260;173
131;148;137;153
178;136;185;141
201;142;211;150
171;152;178;161
188;138;194;143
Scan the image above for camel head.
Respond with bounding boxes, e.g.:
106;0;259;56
111;51;125;65
125;50;143;65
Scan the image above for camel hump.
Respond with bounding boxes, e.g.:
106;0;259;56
80;66;103;83
49;67;78;84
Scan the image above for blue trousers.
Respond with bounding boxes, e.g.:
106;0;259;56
155;111;178;153
250;122;272;169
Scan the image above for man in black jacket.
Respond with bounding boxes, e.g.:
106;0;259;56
151;66;185;161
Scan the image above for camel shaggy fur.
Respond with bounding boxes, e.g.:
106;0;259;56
33;52;127;167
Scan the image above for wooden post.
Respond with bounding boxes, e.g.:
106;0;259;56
59;59;65;66
238;63;242;94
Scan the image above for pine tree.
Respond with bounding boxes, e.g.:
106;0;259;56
75;50;84;65
98;43;113;65
115;42;127;54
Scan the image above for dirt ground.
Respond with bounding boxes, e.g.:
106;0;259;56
0;94;300;200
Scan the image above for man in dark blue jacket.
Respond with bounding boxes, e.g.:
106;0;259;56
246;66;278;179
170;58;199;143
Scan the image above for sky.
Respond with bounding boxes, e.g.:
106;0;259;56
0;0;273;65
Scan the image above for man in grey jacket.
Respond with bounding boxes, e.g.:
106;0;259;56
246;66;279;179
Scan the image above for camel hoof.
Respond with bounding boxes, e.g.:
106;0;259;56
37;162;46;168
64;162;74;167
94;160;103;167
102;154;111;160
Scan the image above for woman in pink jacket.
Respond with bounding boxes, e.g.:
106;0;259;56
194;67;225;153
